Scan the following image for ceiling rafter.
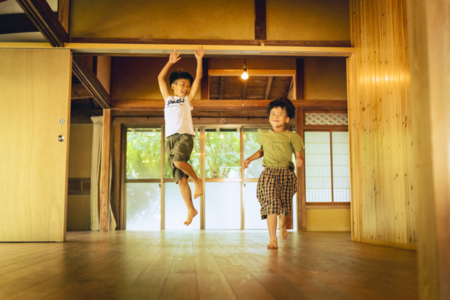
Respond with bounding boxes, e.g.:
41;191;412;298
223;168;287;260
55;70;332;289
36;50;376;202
16;0;68;47
264;76;273;100
72;56;111;109
219;76;225;100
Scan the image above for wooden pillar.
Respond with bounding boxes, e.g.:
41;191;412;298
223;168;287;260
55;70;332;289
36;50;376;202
406;0;450;298
296;107;306;231
296;59;304;100
254;0;266;41
111;122;122;229
201;58;209;100
100;109;111;232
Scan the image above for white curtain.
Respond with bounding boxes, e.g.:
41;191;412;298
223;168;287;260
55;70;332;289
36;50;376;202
90;116;117;231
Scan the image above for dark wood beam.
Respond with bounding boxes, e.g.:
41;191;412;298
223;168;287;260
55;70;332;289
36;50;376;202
296;59;304;100
0;13;38;34
71;83;92;99
254;0;266;40
16;0;68;47
242;80;248;100
111;100;348;111
70;37;351;47
219;77;225;100
201;58;209;100
72;56;111;108
57;0;70;33
264;76;273;100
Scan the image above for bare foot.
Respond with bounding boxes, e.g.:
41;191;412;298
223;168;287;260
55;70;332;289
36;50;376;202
193;178;203;199
280;225;288;240
184;208;198;226
267;238;278;249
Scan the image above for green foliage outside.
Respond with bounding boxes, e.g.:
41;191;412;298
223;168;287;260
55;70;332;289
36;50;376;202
126;129;161;179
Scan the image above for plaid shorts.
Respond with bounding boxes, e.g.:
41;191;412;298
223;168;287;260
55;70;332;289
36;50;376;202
257;167;298;219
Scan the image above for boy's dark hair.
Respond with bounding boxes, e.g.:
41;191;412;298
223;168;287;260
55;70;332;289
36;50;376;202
169;70;194;86
266;98;296;119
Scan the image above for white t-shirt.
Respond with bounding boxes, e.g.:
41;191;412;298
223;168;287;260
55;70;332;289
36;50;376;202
164;95;195;138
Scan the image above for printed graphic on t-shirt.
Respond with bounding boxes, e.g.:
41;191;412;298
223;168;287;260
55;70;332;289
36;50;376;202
166;98;185;107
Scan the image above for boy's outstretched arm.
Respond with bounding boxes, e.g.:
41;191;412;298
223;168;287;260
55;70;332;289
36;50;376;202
158;50;181;100
188;46;205;102
243;150;264;169
295;151;303;168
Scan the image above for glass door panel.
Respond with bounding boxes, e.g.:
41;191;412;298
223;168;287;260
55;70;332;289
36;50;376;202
126;183;161;230
244;128;265;178
127;128;161;179
244;182;266;229
332;132;351;202
165;182;200;230
205;182;241;229
205;128;240;178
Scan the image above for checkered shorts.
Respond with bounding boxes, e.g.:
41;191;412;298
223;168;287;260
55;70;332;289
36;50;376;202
257;167;298;220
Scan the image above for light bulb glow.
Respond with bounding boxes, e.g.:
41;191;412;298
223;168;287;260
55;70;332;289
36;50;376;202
241;71;249;80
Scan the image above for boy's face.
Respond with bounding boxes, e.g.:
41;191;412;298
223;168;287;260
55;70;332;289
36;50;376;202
269;106;290;129
171;79;192;98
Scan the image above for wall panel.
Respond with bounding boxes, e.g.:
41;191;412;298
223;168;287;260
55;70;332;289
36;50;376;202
348;0;415;249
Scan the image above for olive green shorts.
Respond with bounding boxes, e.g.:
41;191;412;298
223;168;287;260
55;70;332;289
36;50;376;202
166;133;194;183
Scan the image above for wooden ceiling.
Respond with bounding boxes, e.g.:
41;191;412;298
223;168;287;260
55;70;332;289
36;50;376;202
209;76;293;100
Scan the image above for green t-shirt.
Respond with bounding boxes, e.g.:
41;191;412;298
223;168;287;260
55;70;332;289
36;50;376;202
259;130;305;168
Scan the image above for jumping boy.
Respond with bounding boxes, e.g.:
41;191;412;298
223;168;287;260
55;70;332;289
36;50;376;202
243;98;304;249
158;47;205;226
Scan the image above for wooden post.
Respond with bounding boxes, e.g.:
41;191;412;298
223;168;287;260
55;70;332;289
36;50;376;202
296;59;304;100
201;58;209;100
111;122;122;229
100;109;111;232
296;107;306;231
254;0;266;41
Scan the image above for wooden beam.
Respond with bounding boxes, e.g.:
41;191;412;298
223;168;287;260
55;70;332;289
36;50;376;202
57;0;70;33
242;80;248;100
210;69;296;76
0;13;38;34
264;76;273;100
112;122;123;229
296;59;304;100
254;0;266;40
219;77;225;100
113;117;271;126
71;83;92;99
16;0;68;47
201;58;209;100
111;99;348;111
295;107;306;231
72;56;111;108
99;109;111;232
65;43;355;57
69;37;351;47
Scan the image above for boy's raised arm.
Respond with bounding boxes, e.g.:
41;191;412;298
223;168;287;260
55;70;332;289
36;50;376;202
188;46;205;102
158;50;181;101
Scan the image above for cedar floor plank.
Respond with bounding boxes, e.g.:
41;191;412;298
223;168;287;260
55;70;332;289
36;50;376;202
0;231;418;300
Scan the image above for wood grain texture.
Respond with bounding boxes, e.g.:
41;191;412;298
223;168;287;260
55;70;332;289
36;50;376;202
0;231;418;299
406;0;450;298
0;49;72;242
348;0;415;249
99;109;111;232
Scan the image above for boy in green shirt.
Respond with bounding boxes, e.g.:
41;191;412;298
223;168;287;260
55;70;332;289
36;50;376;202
243;98;305;249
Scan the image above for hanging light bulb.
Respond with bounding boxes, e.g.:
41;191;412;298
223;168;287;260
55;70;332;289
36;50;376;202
241;59;248;80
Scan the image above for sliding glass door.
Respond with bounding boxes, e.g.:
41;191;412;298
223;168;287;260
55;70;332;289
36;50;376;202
125;125;296;231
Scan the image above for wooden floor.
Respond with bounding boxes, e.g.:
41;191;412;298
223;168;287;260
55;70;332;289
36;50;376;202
0;231;417;300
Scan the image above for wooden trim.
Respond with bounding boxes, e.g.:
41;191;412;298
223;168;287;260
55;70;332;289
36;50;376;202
120;125;126;229
16;0;68;47
304;125;349;131
262;40;352;47
160;126;165;230
330;131;334;203
57;0;70;33
111;100;348;111
201;58;209;100
240;127;245;229
113;117;269;126
65;42;355;57
296;107;306;231
72;56;111;108
0;13;38;34
306;204;350;209
99;109;111;232
209;69;296;76
254;0;266;40
296;59;304;100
